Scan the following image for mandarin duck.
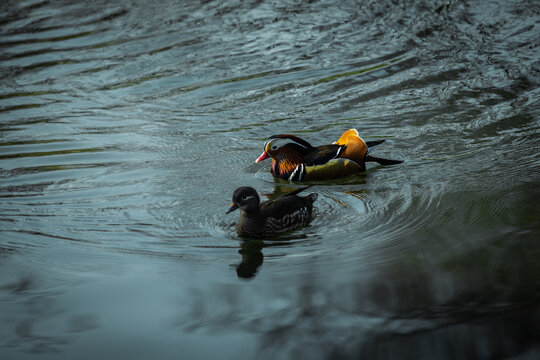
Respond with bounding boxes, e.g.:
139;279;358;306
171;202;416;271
226;186;318;238
255;129;402;181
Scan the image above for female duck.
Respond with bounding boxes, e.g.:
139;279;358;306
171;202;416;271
226;186;317;238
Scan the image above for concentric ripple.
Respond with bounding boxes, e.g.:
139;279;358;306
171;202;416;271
1;0;539;359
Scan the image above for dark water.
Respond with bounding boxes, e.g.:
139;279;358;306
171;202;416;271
1;0;539;359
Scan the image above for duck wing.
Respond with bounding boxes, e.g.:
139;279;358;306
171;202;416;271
260;186;315;213
303;145;345;166
259;196;311;226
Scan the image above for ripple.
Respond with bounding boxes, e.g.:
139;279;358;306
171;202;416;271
0;0;539;357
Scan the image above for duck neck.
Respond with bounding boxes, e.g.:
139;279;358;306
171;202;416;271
241;206;261;218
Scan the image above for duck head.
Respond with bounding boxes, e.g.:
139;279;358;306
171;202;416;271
226;187;261;214
255;135;315;179
255;135;314;163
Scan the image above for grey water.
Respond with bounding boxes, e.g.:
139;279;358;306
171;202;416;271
1;0;539;359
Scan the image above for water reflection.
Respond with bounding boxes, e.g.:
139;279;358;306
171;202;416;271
184;228;540;359
236;239;263;279
1;0;540;358
231;183;317;279
1;276;70;354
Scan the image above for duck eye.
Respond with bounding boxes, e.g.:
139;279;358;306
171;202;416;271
271;145;278;150
240;194;254;202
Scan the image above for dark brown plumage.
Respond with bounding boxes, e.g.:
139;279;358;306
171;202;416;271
226;186;318;238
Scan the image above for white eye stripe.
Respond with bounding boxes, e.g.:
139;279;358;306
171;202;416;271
241;195;256;201
267;137;307;150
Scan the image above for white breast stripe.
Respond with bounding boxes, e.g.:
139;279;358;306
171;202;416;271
288;168;296;181
288;164;305;181
289;165;300;181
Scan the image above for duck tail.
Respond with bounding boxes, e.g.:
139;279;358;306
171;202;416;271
287;186;318;204
366;140;385;148
365;155;403;166
286;185;313;197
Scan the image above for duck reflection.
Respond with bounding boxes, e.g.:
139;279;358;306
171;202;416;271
236;239;264;279
235;236;309;279
230;182;370;279
227;186;318;278
228;184;318;279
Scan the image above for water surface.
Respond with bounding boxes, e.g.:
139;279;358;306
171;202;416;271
1;0;539;359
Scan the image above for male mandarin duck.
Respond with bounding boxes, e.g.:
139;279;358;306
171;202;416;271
255;129;402;181
226;186;318;238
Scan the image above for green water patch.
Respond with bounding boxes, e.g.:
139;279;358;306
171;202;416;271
0;139;68;146
3;30;104;46
0;147;107;160
316;57;404;84
0;90;61;100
